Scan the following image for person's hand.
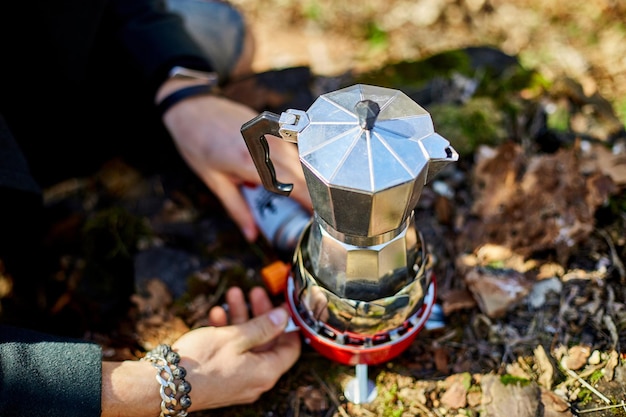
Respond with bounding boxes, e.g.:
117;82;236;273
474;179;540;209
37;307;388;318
101;286;301;416
158;79;313;242
172;286;301;410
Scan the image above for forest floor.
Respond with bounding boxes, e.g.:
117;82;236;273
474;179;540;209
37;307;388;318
4;1;626;416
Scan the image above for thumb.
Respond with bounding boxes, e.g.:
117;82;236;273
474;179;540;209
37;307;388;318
236;307;289;352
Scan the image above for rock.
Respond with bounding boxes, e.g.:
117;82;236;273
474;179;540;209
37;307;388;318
467;390;482;407
440;288;477;315
528;277;562;309
440;373;471;409
480;374;540;417
440;381;468;409
464;266;533;318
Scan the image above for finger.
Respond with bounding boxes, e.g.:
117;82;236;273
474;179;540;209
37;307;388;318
247;286;278;353
226;287;249;324
255;330;302;373
234;307;290;352
208;305;228;327
212;176;258;242
249;286;273;317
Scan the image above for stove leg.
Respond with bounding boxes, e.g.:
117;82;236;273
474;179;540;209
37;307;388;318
344;364;377;404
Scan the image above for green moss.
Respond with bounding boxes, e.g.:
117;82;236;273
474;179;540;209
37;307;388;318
379;383;405;417
616;97;626;127
365;22;388;50
546;102;570;132
354;49;473;91
459;372;473;389
577;388;593;405
476;62;547;99
588;369;605;385
429;97;508;156
486;260;506;269
303;0;322;21
500;374;531;386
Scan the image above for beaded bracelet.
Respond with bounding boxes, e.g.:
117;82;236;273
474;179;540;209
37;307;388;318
142;344;192;417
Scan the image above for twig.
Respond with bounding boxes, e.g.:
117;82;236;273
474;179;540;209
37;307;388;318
356;408;377;417
555;362;604;392
564;368;611;404
413;400;437;417
597;229;626;281
575;401;626;414
603;314;619;351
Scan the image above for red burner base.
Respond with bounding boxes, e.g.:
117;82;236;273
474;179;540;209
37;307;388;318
285;276;436;366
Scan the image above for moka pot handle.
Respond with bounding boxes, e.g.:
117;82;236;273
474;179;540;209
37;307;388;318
240;111;292;196
240;109;309;196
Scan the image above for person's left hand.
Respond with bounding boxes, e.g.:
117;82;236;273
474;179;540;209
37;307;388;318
208;286;285;351
171;286;302;410
159;80;312;242
101;285;300;416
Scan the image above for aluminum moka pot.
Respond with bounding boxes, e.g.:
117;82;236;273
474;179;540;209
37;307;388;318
241;84;458;366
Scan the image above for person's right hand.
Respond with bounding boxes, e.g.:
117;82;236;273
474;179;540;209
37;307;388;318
172;286;301;409
157;78;313;243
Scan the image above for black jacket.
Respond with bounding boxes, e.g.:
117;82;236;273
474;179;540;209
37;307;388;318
0;1;214;415
0;0;214;192
0;325;103;417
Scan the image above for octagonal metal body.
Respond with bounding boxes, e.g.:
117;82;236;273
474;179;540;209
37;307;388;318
289;84;457;237
306;213;421;300
292;219;433;335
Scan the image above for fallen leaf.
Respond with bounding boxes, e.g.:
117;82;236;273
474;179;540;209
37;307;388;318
535;344;555;389
563;345;591;370
541;389;573;415
464;267;533;318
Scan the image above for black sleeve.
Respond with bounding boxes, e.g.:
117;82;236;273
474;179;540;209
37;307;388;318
0;325;103;417
0;113;41;195
109;0;217;94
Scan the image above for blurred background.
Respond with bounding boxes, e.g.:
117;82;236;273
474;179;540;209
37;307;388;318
232;0;626;123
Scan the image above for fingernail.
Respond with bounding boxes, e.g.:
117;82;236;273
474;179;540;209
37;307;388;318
268;308;288;327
